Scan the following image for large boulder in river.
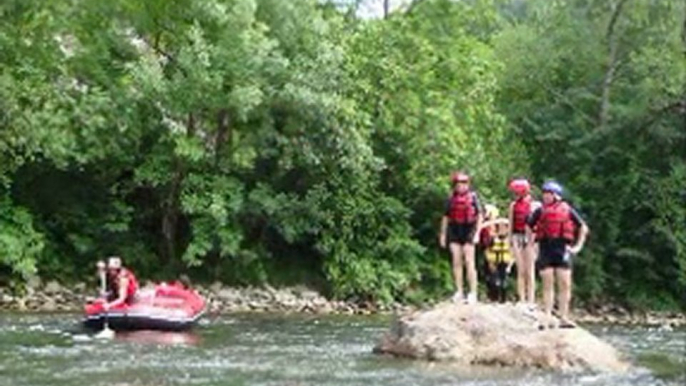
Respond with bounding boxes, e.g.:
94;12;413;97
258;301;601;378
374;302;629;373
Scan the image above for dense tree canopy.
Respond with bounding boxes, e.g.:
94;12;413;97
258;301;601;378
1;0;684;309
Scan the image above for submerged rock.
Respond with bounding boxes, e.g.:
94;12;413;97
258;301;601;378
373;302;629;373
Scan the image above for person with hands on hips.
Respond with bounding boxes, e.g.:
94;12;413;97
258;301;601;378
527;181;588;329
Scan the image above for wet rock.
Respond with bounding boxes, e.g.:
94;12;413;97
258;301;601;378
217;288;241;301
44;280;62;294
26;276;42;291
251;287;274;301
275;292;298;308
264;284;277;296
374;302;630;373
1;293;14;304
16;297;27;311
303;291;323;302
72;282;87;293
209;299;223;313
209;281;223;294
315;302;333;314
226;303;251;313
42;298;58;312
248;300;266;311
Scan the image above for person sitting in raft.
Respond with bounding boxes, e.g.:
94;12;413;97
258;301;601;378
96;256;139;311
479;213;515;303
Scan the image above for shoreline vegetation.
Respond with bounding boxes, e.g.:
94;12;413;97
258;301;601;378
1;0;684;318
1;280;684;328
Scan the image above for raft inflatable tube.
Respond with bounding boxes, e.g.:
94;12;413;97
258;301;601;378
83;282;206;331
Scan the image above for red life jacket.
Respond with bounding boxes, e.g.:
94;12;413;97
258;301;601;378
512;195;532;232
449;191;477;224
109;268;139;303
536;201;576;241
479;227;492;248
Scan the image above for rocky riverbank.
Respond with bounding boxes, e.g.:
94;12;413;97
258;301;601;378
0;279;412;315
0;279;684;328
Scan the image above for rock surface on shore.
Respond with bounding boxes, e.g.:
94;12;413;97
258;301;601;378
1;279;684;329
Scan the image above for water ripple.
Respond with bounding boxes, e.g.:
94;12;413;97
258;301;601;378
0;312;683;386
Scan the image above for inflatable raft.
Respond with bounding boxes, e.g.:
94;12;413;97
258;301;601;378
83;282;206;331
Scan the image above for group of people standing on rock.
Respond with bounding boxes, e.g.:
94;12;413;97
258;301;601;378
439;172;589;329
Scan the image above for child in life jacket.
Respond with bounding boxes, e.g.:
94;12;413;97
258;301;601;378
479;204;514;302
482;218;514;303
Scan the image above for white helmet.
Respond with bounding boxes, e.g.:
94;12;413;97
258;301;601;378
107;256;122;270
484;204;499;219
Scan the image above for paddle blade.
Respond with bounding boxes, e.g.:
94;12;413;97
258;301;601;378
72;334;93;343
95;325;115;340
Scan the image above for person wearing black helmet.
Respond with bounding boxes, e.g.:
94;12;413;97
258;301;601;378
527;181;589;329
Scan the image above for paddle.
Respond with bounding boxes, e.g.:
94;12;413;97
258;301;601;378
95;269;115;340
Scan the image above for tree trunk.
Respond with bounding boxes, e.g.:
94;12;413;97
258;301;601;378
215;109;230;166
383;0;390;18
161;169;180;268
161;113;193;270
598;0;628;129
682;9;686;134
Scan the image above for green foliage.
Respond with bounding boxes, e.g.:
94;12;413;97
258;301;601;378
0;195;43;278
0;0;683;309
494;0;686;308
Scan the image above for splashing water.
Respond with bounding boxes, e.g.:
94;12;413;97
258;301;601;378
0;312;683;386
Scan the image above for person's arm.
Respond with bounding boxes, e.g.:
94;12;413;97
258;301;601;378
472;193;483;244
568;209;589;254
96;261;107;298
439;216;448;249
105;276;129;310
479;218;509;231
526;208;541;247
507;202;515;246
505;257;516;274
439;197;451;248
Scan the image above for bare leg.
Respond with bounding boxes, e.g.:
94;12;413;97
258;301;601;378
512;243;526;302
556;268;573;322
540;268;555;326
463;243;478;299
450;243;464;295
524;243;537;304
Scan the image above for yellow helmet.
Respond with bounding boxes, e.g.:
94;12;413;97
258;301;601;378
484;204;499;219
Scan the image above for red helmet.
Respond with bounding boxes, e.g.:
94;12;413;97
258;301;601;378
508;178;530;195
451;172;470;184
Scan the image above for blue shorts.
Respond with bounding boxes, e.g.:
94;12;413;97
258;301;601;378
538;247;572;270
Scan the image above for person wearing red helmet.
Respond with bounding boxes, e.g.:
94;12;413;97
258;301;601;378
439;171;483;304
507;178;540;308
527;181;589;329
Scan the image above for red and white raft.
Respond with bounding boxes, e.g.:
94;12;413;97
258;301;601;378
83;282;206;331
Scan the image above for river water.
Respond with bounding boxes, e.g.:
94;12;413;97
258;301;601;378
0;312;683;386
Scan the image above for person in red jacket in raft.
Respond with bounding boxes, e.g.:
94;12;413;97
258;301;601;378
96;256;139;311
